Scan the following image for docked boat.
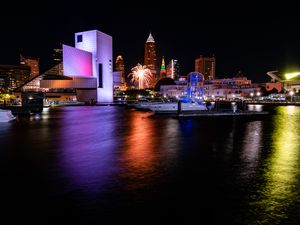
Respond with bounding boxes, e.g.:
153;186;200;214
0;109;16;122
148;100;207;114
133;98;166;110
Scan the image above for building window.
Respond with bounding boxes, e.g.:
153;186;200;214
77;35;83;43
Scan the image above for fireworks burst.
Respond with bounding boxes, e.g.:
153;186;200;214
129;63;153;89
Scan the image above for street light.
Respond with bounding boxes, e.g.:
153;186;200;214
289;90;294;102
256;92;261;100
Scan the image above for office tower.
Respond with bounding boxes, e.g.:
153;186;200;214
166;59;180;80
52;46;63;75
0;64;31;91
115;55;125;84
144;33;157;83
20;54;39;79
195;55;216;80
159;56;166;79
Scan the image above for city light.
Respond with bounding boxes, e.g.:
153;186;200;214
250;92;254;97
285;72;300;80
289;90;294;102
129;63;153;89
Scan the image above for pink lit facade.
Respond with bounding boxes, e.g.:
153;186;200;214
75;30;113;103
63;44;93;77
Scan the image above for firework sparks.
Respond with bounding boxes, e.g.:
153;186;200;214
129;63;153;89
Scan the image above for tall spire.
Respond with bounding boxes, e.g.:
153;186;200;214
160;56;166;79
146;33;155;43
161;56;166;70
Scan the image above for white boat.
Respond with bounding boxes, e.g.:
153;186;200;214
133;98;166;110
0;109;16;122
148;101;208;113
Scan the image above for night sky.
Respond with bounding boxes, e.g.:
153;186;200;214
1;4;300;83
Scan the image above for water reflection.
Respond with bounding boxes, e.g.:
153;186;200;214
58;107;120;193
248;104;263;112
123;111;156;173
250;106;300;224
121;112;180;190
240;121;263;178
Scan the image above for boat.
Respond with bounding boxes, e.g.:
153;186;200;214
133;98;166;110
148;97;208;114
0;109;16;122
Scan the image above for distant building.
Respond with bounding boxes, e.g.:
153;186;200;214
144;33;157;85
195;55;216;80
203;75;256;99
186;72;204;98
115;55;126;87
0;64;31;92
166;59;180;80
17;29;113;103
265;82;283;93
159;72;257;100
266;70;300;92
53;47;63;63
113;71;122;89
20;54;39;79
52;47;63;75
159;56;166;79
160;85;187;98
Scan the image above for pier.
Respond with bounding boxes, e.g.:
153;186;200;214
174;110;269;119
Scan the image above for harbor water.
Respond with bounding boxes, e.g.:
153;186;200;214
0;105;300;224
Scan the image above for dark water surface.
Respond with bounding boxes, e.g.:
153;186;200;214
1;105;300;224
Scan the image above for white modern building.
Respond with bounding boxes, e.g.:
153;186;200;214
17;29;113;104
73;30;113;102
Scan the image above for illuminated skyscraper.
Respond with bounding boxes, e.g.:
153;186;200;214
48;47;63;75
159;56;166;79
144;33;157;84
115;55;125;84
20;54;39;79
166;59;180;80
53;47;63;63
0;64;31;91
195;55;216;80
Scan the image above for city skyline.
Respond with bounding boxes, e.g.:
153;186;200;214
1;5;300;82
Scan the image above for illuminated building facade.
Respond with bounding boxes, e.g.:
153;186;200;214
144;33;157;84
53;47;63;63
159;56;166;79
166;59;180;80
74;30;113;102
203;76;255;99
266;71;300;92
195;55;216;80
115;55;125;85
186;72;204;98
0;64;31;92
52;47;63;75
20;55;39;79
19;29;113;103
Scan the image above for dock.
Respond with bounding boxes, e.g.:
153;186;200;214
174;110;269;119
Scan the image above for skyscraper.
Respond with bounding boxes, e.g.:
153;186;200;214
115;55;125;85
49;46;64;75
159;56;166;79
20;54;39;79
144;33;157;84
53;47;63;63
195;55;216;80
166;59;180;80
